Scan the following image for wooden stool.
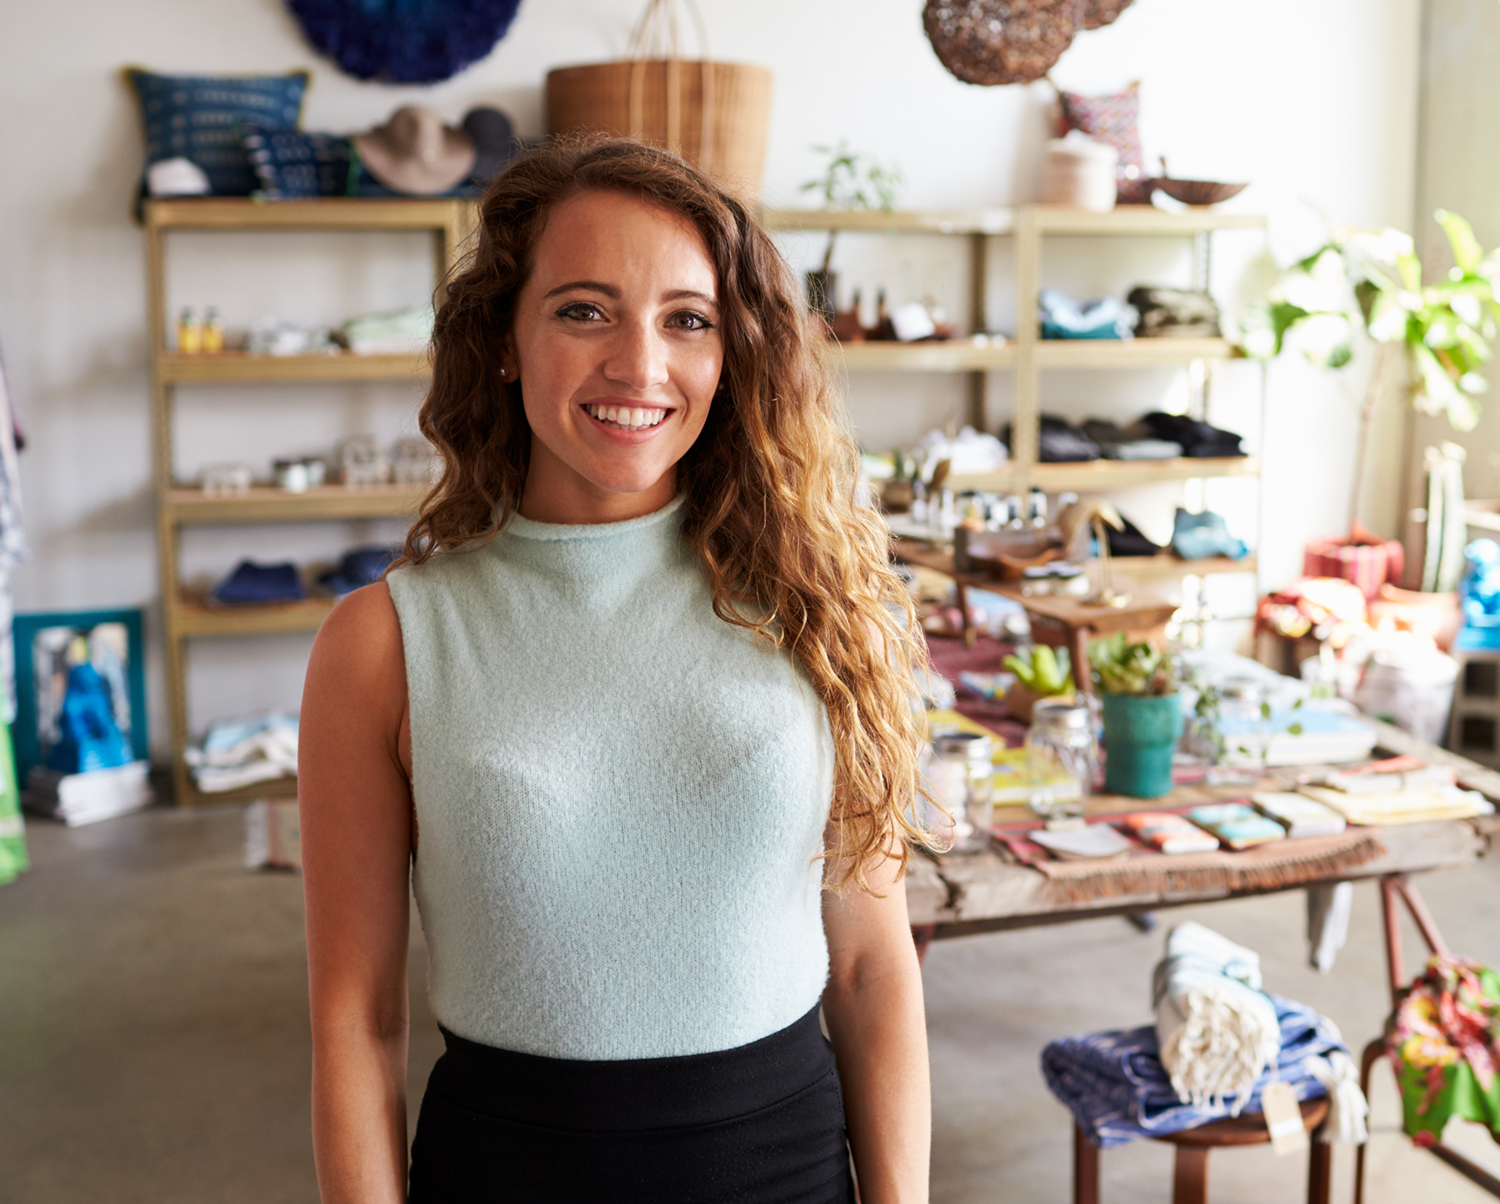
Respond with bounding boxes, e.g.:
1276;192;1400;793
1073;1097;1331;1204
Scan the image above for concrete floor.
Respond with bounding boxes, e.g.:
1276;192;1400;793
1;806;1497;1203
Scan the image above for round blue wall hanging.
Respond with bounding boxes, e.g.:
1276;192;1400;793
286;0;524;84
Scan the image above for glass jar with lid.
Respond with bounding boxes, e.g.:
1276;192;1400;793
930;731;995;852
1023;697;1097;818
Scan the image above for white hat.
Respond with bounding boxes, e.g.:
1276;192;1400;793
354;106;476;196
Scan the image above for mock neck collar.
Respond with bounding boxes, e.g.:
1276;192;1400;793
503;494;685;543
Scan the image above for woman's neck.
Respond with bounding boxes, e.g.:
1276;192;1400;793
517;444;679;525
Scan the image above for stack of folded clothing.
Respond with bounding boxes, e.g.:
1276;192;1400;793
211;560;304;606
1038;290;1135;340
1139;412;1246;458
1171;507;1247;560
1002;415;1099;462
1127;286;1221;339
1043;922;1368;1147
1081;419;1182;461
185;712;299;793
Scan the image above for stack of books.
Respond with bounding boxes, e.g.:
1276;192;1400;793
1218;706;1377;767
23;761;152;826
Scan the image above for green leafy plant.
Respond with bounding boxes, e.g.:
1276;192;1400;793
1003;644;1074;696
1088;633;1176;696
1244;210;1499;534
800;141;903;275
1179;663;1304;763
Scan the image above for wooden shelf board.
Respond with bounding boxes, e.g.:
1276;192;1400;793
181;775;298;806
762;205;1263;237
173;596;336;637
1030;205;1266;235
828;339;1015;371
948;456;1259;493
146;196;467;231
158;351;429;384
1035;337;1237;368
166;483;425;524
762;208;1015;234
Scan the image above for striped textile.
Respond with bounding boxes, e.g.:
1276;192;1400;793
1042;995;1345;1148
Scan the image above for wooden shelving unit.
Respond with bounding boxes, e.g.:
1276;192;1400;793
146;197;473;806
765;202;1267;582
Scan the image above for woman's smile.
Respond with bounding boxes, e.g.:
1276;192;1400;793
582;400;675;435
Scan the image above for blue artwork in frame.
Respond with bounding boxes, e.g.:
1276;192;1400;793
12;609;149;783
285;0;525;84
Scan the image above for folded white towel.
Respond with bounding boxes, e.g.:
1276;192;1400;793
1153;922;1281;1112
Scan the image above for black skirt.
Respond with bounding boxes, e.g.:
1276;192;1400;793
407;1005;854;1203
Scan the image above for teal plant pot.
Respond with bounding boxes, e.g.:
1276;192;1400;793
1101;692;1183;798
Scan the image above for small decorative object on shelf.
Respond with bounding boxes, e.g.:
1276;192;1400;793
201;463;253;497
1152;158;1247;207
339;435;392;487
392;438;443;486
176;307;201;355
799;142;902;323
201;307;224;354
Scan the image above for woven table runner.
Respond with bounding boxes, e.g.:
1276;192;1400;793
993;806;1386;904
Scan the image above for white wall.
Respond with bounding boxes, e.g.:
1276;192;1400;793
1412;0;1500;507
0;0;1420;752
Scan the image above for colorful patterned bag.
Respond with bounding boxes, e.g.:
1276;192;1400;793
1388;954;1500;1146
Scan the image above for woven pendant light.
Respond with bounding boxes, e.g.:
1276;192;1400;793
1080;0;1134;29
922;0;1080;87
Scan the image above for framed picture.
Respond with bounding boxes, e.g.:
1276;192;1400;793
12;608;148;782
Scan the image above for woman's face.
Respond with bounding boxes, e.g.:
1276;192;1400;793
509;189;724;523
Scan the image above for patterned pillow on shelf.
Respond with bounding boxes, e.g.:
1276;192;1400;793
1057;81;1151;204
124;68;309;196
244;128;354;198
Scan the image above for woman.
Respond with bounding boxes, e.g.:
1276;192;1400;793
299;138;933;1204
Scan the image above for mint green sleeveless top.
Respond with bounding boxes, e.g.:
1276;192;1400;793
386;497;834;1060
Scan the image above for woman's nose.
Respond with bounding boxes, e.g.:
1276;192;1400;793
602;322;669;391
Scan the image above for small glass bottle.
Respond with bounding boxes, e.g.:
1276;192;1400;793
201;306;224;355
177;307;201;355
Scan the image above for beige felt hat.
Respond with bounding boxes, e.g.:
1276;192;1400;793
354;106;476;195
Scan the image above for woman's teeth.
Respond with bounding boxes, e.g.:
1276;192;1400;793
585;403;668;431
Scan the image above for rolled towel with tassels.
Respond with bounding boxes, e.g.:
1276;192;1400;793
1153;922;1282;1112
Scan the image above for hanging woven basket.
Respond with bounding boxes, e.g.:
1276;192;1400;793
922;0;1079;87
545;0;773;200
1080;0;1134;30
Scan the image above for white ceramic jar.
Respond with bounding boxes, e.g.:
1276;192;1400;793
1040;134;1119;213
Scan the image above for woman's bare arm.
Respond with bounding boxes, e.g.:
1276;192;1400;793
821;845;931;1204
299;582;415;1204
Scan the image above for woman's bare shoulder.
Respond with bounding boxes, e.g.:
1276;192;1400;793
307;582;406;712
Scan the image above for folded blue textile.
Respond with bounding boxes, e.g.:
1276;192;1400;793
211;560;305;606
319;545;401;596
1041;994;1345;1148
1039;289;1136;340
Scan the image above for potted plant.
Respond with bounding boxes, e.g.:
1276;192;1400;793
1089;633;1181;798
1002;644;1074;723
799;141;902;323
1245;210;1500;593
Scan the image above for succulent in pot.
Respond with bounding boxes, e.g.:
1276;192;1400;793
1002;644;1074;724
1088;633;1182;798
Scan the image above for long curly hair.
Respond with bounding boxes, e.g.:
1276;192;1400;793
399;137;934;890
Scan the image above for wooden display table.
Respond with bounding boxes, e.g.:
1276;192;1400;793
904;719;1500;936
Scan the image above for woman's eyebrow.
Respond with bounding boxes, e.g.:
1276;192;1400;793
541;280;620;301
663;289;718;307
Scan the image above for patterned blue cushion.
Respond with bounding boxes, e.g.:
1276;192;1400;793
244;128;353;198
125;68;309;196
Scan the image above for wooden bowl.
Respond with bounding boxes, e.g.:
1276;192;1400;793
1153;178;1247;206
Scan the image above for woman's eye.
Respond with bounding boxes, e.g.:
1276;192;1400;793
670;311;715;331
556;302;604;322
